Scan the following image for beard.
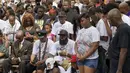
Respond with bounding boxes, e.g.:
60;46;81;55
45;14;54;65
59;38;68;45
62;8;69;13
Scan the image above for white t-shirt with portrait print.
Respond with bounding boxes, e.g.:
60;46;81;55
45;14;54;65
76;26;100;59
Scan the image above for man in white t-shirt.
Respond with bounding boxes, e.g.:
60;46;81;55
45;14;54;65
95;7;112;73
50;30;75;57
74;0;83;14
50;30;75;70
0;19;8;32
51;11;74;41
27;30;54;73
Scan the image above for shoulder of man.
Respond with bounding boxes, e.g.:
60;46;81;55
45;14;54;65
23;40;33;45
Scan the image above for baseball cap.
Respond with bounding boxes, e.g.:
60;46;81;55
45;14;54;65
45;58;55;70
37;30;47;38
58;29;68;36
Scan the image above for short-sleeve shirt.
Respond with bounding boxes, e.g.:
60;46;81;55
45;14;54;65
111;14;130;37
51;21;73;41
108;23;130;60
76;26;100;59
96;19;110;50
49;39;75;56
32;39;54;60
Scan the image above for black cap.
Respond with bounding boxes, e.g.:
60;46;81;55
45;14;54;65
58;29;68;36
37;30;47;38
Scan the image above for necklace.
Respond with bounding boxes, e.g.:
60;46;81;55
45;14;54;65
26;26;33;31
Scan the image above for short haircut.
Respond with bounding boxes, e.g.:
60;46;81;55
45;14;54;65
88;7;97;16
63;0;71;5
103;3;118;14
7;8;15;16
37;65;46;71
17;2;24;8
79;13;90;20
37;5;45;11
9;14;15;19
25;4;33;10
95;7;103;13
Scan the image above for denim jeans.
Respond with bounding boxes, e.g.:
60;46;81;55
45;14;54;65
77;58;98;68
96;46;109;73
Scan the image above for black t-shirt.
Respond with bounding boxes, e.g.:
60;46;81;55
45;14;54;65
108;23;130;61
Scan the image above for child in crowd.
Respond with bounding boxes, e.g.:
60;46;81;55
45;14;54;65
44;24;56;42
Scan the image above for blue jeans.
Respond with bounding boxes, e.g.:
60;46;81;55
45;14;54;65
77;58;98;68
96;46;109;73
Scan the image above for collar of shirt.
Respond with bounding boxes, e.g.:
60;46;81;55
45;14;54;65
6;19;17;28
20;39;24;45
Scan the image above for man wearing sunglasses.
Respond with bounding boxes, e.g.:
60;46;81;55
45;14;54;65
27;30;54;73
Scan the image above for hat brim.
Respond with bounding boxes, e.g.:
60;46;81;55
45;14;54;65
58;34;66;36
38;35;45;38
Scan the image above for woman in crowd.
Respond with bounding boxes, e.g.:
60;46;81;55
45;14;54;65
19;13;40;42
75;13;100;73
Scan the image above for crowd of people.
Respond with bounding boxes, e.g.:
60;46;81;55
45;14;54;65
0;0;130;73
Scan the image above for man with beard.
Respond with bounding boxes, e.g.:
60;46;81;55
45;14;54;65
50;29;75;70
